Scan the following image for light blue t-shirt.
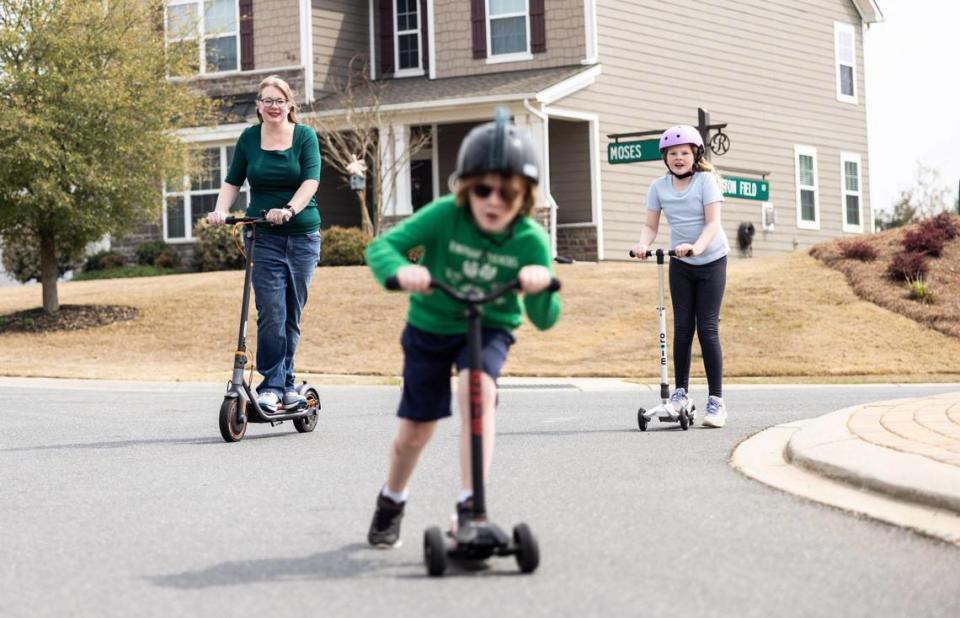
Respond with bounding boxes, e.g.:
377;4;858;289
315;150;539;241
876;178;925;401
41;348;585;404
645;172;729;266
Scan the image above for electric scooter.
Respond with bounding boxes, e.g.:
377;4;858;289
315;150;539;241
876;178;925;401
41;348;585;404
217;216;321;443
629;249;695;431
385;274;561;576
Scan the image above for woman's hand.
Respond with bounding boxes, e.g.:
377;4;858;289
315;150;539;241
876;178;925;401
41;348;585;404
518;265;551;294
206;211;227;226
265;208;293;225
396;265;431;293
673;243;698;257
630;243;650;260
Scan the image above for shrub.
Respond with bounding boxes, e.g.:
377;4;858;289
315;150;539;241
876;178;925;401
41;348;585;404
838;239;877;261
82;250;122;272
902;225;945;256
926;212;958;240
0;233;84;282
320;226;370;266
193;216;246;271
98;253;126;269
887;251;929;281
906;276;934;304
153;249;180;269
136;240;172;266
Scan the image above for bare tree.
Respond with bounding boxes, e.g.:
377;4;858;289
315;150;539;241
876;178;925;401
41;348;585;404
307;56;431;236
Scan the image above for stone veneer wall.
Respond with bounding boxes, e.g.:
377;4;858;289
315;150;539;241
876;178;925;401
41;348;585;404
556;226;597;262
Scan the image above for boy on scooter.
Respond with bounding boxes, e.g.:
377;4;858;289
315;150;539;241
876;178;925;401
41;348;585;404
365;109;562;548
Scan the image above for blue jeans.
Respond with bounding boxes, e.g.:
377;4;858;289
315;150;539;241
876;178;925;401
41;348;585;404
246;230;321;396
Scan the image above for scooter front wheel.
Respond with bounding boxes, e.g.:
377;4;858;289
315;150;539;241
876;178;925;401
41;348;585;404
424;526;447;577
679;408;690;431
637;408;648;432
219;397;247;442
293;386;321;433
513;523;540;574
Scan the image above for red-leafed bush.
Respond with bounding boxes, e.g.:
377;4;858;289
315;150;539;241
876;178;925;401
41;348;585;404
902;225;946;256
926;212;959;240
887;251;929;281
838;239;877;261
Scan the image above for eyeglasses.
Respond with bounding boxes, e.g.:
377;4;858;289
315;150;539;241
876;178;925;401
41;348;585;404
471;183;519;202
258;98;288;108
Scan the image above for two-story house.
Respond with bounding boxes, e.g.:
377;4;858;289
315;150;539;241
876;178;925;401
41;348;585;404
144;0;882;262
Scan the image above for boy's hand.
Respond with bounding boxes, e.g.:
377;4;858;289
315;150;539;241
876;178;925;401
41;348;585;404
518;265;551;294
396;265;431;293
673;243;698;257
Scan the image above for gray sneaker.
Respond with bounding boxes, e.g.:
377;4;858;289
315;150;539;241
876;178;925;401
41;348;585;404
282;391;306;409
702;396;727;428
257;391;279;413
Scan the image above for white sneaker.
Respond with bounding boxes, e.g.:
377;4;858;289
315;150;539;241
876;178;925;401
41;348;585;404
702;396;727;428
257;391;280;413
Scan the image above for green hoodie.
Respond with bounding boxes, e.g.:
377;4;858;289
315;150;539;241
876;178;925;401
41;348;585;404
365;195;561;335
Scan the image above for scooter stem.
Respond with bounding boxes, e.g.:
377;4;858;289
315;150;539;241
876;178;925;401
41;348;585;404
467;304;487;518
656;249;669;402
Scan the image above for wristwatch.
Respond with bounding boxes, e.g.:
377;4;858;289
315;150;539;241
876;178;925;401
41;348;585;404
284;206;297;219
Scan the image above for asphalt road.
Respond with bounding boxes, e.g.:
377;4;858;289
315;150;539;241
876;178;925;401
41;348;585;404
2;380;959;617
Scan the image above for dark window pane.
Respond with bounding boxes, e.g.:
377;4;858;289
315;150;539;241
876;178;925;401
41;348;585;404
398;33;419;69
192;148;221;191
801;190;816;222
840;65;854;97
206;35;238;72
491;16;526;55
191;194;218;230
846;195;860;226
396;0;418;31
844;161;859;191
166;196;185;239
410;160;433;210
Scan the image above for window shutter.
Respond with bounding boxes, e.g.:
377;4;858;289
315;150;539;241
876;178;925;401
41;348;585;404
530;0;546;53
471;0;486;59
420;0;429;72
379;0;394;75
239;0;254;71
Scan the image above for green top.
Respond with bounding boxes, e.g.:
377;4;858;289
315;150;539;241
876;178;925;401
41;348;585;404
365;195;561;335
225;123;321;235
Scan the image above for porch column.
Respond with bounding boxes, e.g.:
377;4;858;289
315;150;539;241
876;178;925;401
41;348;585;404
379;124;413;218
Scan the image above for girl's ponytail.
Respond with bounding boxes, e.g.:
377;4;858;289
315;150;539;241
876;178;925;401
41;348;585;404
695;158;725;194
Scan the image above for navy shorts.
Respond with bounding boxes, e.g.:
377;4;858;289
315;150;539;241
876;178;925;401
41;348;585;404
398;324;515;422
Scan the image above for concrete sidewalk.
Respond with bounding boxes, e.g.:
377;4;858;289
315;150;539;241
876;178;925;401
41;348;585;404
734;392;960;545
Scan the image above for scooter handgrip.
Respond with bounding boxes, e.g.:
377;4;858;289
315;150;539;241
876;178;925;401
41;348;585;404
628;250;653;258
547;278;562;293
384;276;402;291
224;216;238;224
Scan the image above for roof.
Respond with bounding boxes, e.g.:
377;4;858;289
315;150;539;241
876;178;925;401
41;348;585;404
850;0;883;23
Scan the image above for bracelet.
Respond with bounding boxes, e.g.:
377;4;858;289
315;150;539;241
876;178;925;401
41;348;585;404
285;206;297;218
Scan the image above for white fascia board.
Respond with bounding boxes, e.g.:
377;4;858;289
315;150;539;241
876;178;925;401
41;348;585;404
535;64;602;105
300;0;314;103
851;0;884;24
177;123;250;142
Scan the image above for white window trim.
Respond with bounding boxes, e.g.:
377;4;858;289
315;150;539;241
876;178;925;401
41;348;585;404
583;0;598;64
165;0;242;76
485;0;531;63
840;152;864;234
834;22;857;104
162;144;249;243
794;145;820;231
393;0;425;77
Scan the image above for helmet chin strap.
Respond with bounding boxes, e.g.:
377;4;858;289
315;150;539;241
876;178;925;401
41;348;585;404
670;169;695;179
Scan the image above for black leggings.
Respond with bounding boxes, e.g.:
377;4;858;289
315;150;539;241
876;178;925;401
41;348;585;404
669;255;726;398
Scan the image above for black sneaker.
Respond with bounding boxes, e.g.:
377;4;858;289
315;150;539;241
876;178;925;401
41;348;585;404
455;497;478;543
368;493;405;548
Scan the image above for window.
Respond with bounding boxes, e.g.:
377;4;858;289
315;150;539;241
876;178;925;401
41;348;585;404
163;146;248;242
166;0;240;74
841;152;863;233
487;0;530;61
394;0;422;75
794;145;819;230
834;22;857;103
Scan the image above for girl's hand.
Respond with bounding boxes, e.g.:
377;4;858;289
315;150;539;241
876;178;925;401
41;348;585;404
630;243;649;260
518;265;551;294
673;243;698;257
396;265;431;293
207;211;227;226
265;208;292;225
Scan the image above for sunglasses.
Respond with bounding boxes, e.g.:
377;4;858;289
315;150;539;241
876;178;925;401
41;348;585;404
470;183;519;202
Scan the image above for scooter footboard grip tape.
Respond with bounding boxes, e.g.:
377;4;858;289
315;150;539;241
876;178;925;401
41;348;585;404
385;276;401;291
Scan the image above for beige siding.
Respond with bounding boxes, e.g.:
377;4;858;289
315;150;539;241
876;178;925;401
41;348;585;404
255;0;302;68
554;0;871;259
312;1;370;92
549;119;592;224
432;0;586;78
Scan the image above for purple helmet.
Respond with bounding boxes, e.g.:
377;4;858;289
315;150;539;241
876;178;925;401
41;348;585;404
659;125;704;155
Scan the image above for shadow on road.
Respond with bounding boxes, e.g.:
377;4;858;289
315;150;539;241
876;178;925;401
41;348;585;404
0;432;294;452
146;543;417;588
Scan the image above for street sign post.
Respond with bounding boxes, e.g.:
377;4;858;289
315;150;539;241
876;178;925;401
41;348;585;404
608;139;661;164
721;176;769;201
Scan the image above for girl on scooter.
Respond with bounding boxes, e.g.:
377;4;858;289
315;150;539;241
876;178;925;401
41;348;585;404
630;125;730;428
206;75;322;414
364;111;562;548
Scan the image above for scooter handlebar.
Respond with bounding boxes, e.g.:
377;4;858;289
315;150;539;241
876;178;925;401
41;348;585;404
224;216;267;225
628;249;678;258
383;276;561;300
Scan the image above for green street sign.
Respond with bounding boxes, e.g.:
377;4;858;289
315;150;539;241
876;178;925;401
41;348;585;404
608;139;661;164
721;176;769;201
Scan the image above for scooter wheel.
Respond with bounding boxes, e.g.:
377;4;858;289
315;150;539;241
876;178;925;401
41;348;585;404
218;397;247;442
637;408;648;432
679;409;690;431
293;386;321;433
513;523;539;573
424;526;447;577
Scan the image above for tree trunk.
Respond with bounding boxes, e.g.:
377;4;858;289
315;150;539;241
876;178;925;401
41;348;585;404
357;190;374;237
39;228;60;314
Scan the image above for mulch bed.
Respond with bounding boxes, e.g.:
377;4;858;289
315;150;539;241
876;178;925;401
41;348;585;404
0;304;139;334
